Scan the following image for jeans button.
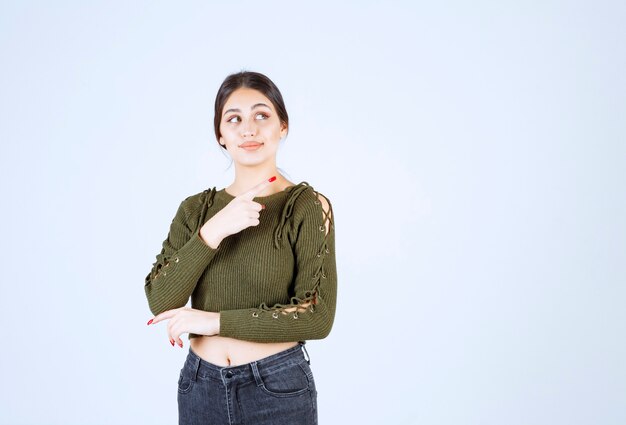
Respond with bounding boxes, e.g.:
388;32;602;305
225;370;233;378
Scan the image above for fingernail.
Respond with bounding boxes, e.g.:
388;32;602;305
178;341;183;348
261;204;266;210
170;339;175;346
147;319;153;325
268;176;276;182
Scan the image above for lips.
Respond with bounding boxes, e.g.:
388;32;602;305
240;141;263;147
239;141;264;151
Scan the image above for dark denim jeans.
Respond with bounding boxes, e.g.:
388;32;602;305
178;342;318;425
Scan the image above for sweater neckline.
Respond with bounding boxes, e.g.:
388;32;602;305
217;182;302;202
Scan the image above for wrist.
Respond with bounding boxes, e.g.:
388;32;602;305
200;226;222;249
214;312;221;336
200;311;221;336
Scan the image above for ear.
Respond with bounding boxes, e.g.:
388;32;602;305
280;123;288;137
219;136;225;147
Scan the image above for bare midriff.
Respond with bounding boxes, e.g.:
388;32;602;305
190;335;299;367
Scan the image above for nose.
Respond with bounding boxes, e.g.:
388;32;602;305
241;119;257;138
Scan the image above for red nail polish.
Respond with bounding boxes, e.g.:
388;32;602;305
178;341;183;348
170;339;175;346
261;204;266;209
147;319;153;325
268;176;276;182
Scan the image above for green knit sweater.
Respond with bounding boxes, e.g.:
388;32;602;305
144;181;337;343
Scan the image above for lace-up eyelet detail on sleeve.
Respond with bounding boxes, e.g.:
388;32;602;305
247;186;335;337
144;187;220;316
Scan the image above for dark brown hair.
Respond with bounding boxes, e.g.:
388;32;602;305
214;71;289;149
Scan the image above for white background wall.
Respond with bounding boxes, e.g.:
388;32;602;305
1;1;624;424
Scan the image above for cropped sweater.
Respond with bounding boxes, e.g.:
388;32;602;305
144;181;337;343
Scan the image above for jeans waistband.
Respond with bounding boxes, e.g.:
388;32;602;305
183;342;309;382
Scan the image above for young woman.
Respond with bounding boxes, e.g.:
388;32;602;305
144;70;337;425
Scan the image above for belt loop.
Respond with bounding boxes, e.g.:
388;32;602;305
191;350;200;382
250;361;263;387
300;341;311;365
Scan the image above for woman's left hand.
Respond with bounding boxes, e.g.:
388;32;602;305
148;308;220;348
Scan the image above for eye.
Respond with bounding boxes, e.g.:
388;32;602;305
226;116;240;123
255;112;269;120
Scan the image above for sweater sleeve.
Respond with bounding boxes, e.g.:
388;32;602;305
219;190;337;343
144;196;219;316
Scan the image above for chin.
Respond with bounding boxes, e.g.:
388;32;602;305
234;157;271;167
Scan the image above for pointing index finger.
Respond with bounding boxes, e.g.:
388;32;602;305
240;176;277;200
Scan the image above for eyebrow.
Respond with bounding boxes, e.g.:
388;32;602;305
223;103;272;117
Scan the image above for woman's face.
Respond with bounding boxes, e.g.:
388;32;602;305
219;87;287;167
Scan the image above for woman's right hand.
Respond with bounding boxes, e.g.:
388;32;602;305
199;176;276;249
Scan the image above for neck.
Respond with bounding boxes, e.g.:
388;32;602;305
229;162;281;196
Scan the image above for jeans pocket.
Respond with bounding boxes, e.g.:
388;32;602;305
177;368;195;395
257;360;312;398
